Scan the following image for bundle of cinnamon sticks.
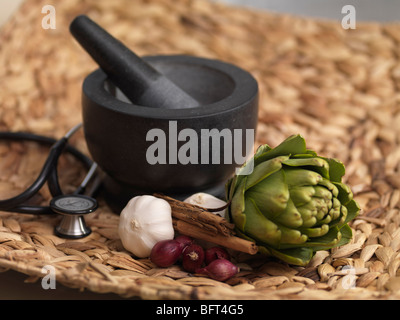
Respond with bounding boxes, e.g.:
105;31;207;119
155;194;258;255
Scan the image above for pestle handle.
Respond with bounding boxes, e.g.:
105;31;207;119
70;15;199;109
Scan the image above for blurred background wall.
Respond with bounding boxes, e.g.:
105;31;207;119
1;0;399;27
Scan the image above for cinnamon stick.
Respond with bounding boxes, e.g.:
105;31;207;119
155;194;235;237
173;219;258;255
154;193;258;255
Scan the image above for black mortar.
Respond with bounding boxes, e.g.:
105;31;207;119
73;16;259;212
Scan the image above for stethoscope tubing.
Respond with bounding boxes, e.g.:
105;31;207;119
0;124;97;215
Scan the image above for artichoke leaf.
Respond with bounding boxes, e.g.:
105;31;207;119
310;225;352;251
289;186;315;206
301;226;342;250
253;144;272;162
291;153;314;159
299;224;329;237
296;202;317;228
328;204;348;229
283;157;330;179
246;170;289;218
333;181;353;204
312;197;330;219
335;224;353;247
325;157;346;182
343;199;361;224
328;198;343;222
278;223;308;245
225;175;236;206
306;149;318;156
234;227;258;243
284;168;323;187
257;245;272;256
318;178;339;197
313;185;333;201
229;177;247;231
315;201;340;225
273;198;303;228
243;198;281;247
268;247;314;267
245;155;288;190
255;135;307;164
228;160;251;198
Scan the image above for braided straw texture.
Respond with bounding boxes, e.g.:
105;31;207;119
1;0;400;299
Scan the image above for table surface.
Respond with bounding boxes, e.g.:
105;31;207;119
0;0;398;301
0;270;127;300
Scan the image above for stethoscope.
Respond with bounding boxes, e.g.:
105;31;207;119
0;123;101;239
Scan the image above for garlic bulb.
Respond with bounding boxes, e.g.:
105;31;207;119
184;193;227;218
118;195;174;258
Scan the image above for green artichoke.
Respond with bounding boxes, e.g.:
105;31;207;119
226;135;360;266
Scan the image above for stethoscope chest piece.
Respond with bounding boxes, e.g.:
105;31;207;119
51;194;97;239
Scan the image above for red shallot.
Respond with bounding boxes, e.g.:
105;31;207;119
150;239;183;267
182;244;204;272
175;235;194;250
196;258;239;281
204;246;230;265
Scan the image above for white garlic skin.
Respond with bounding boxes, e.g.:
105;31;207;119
118;195;174;258
184;193;227;218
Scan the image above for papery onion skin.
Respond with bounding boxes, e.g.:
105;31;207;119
175;235;194;250
182;244;205;272
204;246;230;265
196;258;239;282
150;239;183;267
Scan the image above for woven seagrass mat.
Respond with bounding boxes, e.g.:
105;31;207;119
1;0;400;300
